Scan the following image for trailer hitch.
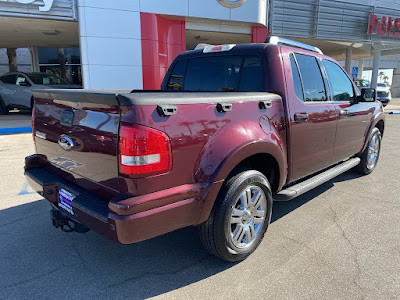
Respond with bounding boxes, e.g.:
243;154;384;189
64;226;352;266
50;210;90;233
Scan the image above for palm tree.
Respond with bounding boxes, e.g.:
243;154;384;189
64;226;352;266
383;75;389;84
378;71;385;83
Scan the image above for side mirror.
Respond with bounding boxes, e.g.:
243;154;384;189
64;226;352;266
357;88;376;103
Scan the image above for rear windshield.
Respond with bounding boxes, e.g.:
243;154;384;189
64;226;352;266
166;55;263;92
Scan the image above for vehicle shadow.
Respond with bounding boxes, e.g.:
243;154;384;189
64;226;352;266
0;170;363;299
272;170;363;222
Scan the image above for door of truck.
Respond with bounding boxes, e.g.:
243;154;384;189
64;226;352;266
321;59;371;162
284;52;339;182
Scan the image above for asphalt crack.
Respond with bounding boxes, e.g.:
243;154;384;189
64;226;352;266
0;213;41;230
329;205;365;299
0;263;80;290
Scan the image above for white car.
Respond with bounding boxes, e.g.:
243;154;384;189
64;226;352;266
0;72;81;114
376;83;391;106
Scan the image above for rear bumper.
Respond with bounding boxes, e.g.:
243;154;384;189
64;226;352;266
25;155;208;244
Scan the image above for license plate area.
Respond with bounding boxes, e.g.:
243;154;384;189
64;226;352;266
58;188;76;216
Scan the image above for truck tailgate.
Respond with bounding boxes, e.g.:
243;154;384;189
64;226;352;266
32;90;125;193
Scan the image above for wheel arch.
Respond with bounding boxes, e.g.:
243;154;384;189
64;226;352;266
375;119;384;137
196;140;287;224
361;114;385;153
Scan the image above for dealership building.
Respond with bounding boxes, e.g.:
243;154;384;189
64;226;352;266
1;0;400;94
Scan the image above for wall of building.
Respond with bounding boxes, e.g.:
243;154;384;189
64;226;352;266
77;0;267;89
269;0;400;43
0;48;31;75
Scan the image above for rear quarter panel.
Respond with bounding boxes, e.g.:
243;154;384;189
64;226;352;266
119;96;288;198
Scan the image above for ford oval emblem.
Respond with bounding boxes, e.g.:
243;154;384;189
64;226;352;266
58;135;74;151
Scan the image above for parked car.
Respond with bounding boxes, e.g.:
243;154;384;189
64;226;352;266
0;72;80;114
376;83;391;106
25;37;385;262
354;78;370;89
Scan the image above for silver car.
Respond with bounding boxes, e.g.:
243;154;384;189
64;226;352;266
376;83;391;107
0;72;81;114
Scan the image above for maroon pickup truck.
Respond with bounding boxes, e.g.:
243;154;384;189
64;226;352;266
25;37;385;261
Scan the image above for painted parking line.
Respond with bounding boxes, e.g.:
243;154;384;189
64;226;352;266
18;181;36;196
0;127;32;135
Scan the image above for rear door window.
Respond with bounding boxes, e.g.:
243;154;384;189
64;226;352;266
167;55;263;92
295;54;327;102
289;54;304;101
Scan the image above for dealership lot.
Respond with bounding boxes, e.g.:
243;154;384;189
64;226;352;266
0;107;399;299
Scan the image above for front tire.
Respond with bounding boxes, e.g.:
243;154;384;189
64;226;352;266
199;170;273;261
356;127;382;175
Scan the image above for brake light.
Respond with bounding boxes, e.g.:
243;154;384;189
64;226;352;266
203;44;236;53
32;105;35;143
119;123;172;177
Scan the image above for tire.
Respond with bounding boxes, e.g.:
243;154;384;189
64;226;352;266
356;127;382;175
0;96;8;115
199;170;273;262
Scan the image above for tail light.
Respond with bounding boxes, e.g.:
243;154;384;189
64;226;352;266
119;122;172;178
32;105;35;143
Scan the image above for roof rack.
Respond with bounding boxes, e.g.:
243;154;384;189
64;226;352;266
265;36;323;54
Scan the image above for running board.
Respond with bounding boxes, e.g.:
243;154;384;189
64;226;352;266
274;157;361;201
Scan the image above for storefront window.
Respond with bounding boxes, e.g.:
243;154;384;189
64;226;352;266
38;48;82;86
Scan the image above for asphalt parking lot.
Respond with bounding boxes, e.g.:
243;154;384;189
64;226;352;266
0;104;399;299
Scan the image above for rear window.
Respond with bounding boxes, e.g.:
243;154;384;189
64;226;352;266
167;55;263;92
0;75;17;84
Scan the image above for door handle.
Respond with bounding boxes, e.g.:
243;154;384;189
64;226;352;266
339;109;349;117
294;113;309;122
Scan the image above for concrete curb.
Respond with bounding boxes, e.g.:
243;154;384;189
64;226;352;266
0;127;32;135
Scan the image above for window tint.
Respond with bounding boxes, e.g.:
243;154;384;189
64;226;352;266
295;54;326;102
0;75;17;85
169;56;263;92
167;60;187;90
323;60;354;101
238;56;262;92
290;54;304;101
184;56;242;91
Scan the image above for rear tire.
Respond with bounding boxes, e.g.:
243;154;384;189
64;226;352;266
199;170;273;262
0;96;8;115
356;127;381;175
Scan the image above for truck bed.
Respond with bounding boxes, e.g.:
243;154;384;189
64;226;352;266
32;89;285;200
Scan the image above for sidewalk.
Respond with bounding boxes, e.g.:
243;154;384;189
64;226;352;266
0;112;32;134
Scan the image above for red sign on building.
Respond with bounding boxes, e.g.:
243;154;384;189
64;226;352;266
368;14;400;37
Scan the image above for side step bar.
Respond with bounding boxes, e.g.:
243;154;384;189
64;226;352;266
274;157;361;201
